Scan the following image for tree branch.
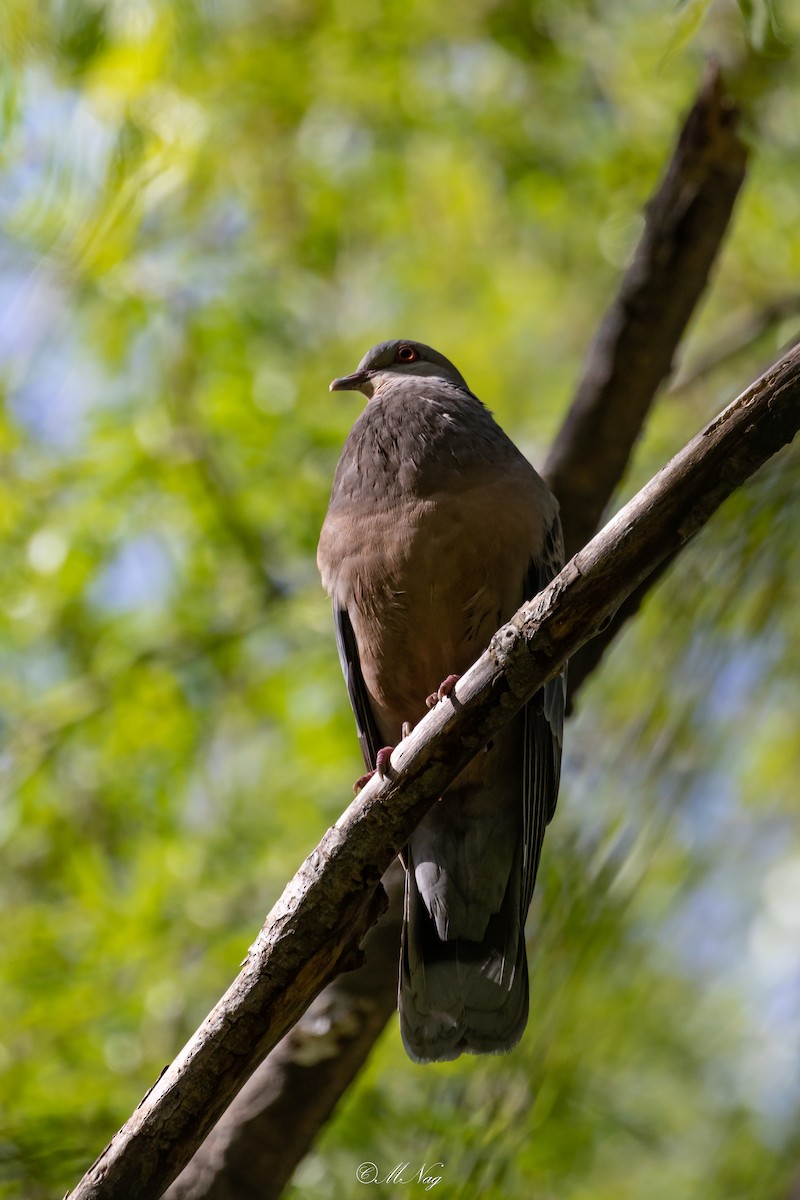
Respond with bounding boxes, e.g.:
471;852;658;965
545;60;748;709
544;60;748;561
68;342;800;1200
165;863;404;1200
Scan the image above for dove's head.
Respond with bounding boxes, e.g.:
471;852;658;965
329;340;470;399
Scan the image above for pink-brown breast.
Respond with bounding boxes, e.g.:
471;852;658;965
318;462;551;746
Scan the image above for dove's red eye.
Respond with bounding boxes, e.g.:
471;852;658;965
396;344;418;363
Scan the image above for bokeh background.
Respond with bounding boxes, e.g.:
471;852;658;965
1;1;799;1197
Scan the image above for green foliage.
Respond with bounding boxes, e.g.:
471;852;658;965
0;1;799;1197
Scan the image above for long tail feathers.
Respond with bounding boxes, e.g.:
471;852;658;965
399;858;529;1064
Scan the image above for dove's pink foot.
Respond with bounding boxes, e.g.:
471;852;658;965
425;673;461;710
353;745;394;793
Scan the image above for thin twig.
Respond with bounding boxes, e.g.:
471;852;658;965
669;295;800;394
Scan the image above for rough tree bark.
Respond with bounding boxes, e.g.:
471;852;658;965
68;343;800;1200
163;62;751;1200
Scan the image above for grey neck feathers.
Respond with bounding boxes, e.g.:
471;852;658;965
330;379;521;505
